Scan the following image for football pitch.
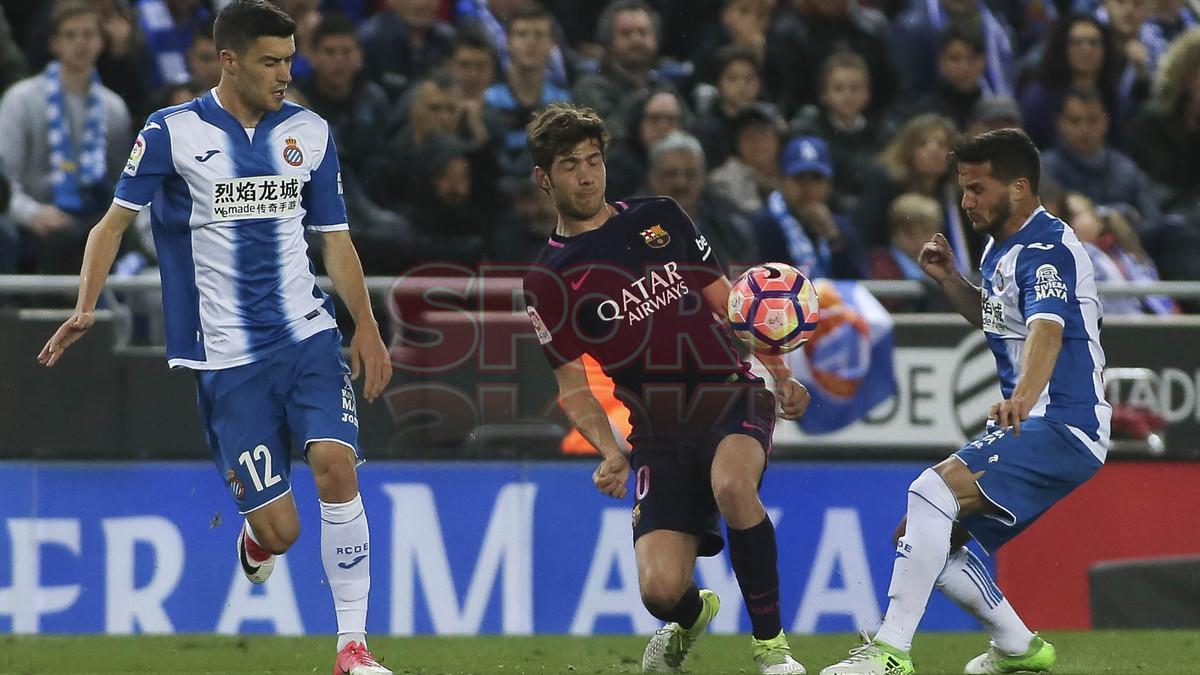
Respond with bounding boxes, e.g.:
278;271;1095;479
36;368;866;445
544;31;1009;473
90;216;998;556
1;631;1195;674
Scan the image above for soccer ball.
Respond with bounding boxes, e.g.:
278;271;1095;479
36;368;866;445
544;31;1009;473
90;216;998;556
727;263;820;354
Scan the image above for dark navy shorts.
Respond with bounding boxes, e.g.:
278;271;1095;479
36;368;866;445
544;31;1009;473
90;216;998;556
629;383;777;557
196;329;360;514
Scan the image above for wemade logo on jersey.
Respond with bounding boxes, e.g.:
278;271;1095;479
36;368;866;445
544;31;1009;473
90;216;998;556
596;261;689;325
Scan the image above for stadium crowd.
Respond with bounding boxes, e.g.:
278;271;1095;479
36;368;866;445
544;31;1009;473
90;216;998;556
1;0;1198;316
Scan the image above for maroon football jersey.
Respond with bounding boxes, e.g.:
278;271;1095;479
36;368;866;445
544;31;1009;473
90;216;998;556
524;197;756;442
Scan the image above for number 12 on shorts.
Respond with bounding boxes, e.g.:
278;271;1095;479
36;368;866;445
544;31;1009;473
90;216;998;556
238;444;282;492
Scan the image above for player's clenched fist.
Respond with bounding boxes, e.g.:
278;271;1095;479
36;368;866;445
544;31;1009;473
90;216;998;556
919;233;958;282
593;454;630;499
776;377;810;420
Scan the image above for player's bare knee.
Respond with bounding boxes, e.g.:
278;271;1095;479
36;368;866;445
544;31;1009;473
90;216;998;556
711;474;756;514
310;445;358;500
639;574;689;614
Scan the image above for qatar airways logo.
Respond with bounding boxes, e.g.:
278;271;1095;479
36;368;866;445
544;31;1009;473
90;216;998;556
596;261;689;325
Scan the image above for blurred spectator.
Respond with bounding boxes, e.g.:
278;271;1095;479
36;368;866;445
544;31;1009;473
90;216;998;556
447;29;498;103
0;0;131;273
1065;191;1179;313
854;114;972;268
791;50;887;215
891;20;988;130
483;3;570;179
605;89;690;199
869;192;952;310
709;103;783;216
1042;86;1162;234
1141;0;1197;72
158;79;205;106
185;16;219;90
272;0;320;82
136;0;211;88
1132;26;1200;209
0;173;15;273
753;135;869;278
491;177;558;262
892;0;1015;99
0;6;28;93
1096;0;1154;117
692;45;763;169
571;0;679;135
403;133;492;265
690;0;771;85
645;130;759;269
873;192;943;280
456;0;570;89
359;0;457;99
767;0;895;117
378;71;500;208
1019;14;1123;148
964;93;1024;135
297;14;391;178
91;0;149;118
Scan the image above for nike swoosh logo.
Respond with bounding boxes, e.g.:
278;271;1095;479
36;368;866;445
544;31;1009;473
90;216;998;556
142;121;162;132
195;149;221;162
338;554;367;569
741;420;766;434
749;589;777;600
570;267;593;291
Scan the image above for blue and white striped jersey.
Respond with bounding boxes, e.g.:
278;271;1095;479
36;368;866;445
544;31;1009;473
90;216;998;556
979;206;1111;462
114;89;347;370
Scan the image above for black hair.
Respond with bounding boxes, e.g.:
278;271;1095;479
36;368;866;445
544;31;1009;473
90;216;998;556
214;0;296;54
952;128;1042;194
311;14;359;50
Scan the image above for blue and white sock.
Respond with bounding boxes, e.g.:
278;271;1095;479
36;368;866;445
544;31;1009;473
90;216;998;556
321;493;370;651
874;469;958;652
936;547;1034;655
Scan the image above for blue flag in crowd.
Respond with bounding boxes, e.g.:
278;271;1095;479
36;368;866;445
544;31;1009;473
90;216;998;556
787;280;897;434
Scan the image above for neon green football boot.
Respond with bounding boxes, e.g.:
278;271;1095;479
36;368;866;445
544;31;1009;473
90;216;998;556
641;589;721;672
752;630;807;673
964;634;1057;674
819;632;915;675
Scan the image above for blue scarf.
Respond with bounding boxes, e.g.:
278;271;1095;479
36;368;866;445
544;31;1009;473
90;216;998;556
45;62;107;213
767;190;829;278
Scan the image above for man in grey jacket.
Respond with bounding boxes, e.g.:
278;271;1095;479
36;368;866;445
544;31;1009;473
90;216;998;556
0;1;131;273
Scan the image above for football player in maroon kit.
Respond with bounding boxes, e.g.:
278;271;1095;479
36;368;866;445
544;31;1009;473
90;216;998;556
522;103;810;674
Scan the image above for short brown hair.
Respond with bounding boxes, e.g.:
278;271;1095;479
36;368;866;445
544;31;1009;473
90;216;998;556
526;103;611;170
51;0;100;36
820;50;869;90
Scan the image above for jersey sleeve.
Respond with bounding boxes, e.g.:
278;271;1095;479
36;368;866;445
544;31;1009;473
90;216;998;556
666;198;724;286
523;272;585;368
1016;242;1078;328
113;113;173;211
302;128;349;232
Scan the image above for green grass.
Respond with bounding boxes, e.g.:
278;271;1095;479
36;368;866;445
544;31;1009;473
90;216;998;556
1;631;1195;674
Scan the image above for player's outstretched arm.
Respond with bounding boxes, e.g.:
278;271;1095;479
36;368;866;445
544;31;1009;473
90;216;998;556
919;233;983;328
989;318;1063;435
37;203;138;367
321;230;392;402
554;358;629;499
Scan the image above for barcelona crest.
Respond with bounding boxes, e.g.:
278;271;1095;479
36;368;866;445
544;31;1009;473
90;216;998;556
641;224;670;248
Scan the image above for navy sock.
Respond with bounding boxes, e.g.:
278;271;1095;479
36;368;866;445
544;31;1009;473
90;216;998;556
648;583;703;629
727;515;782;640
